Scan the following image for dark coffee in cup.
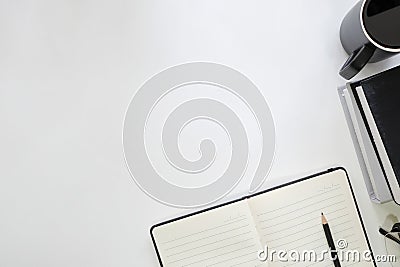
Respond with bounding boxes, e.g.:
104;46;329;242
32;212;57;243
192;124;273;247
339;0;400;80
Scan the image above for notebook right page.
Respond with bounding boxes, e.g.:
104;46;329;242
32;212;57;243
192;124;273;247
248;169;374;266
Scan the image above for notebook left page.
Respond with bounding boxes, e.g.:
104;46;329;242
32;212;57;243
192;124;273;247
151;199;267;267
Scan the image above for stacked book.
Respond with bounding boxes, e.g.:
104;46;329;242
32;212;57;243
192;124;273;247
339;66;400;205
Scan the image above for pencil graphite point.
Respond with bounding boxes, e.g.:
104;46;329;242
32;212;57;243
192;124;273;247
321;213;328;224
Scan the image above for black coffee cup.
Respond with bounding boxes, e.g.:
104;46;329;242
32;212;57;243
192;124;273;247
339;0;400;80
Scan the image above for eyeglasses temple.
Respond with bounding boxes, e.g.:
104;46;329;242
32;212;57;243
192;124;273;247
379;227;400;246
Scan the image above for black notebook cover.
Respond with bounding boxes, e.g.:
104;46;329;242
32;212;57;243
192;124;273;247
354;65;400;186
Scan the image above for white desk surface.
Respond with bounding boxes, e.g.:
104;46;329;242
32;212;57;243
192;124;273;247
1;1;399;266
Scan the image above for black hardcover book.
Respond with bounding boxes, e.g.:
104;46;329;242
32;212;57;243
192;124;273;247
350;65;400;204
360;68;400;183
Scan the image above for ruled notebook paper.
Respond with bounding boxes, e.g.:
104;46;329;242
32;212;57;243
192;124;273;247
152;169;373;267
151;200;267;267
248;170;373;266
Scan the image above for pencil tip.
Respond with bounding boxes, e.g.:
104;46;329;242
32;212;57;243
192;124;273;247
321;213;327;224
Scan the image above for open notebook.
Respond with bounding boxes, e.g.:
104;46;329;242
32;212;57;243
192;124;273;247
151;168;375;266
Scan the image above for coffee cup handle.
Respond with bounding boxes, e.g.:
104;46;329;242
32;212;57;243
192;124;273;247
339;43;376;80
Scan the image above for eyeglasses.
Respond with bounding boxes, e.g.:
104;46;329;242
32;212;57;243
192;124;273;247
380;224;400;245
379;215;400;266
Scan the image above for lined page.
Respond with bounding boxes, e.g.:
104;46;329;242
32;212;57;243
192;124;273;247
248;170;374;267
152;200;267;267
